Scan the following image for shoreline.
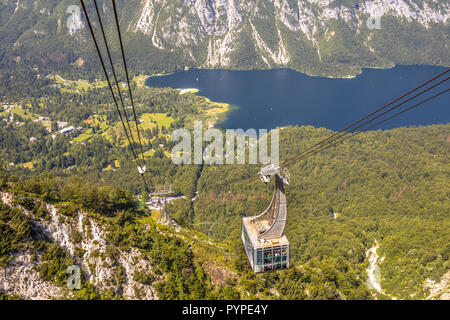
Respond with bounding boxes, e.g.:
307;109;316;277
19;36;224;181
142;78;232;128
142;64;449;130
320;63;397;79
141;64;401;126
178;88;199;94
144;63;448;81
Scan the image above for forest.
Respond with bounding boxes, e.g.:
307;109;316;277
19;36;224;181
1;121;448;299
192;124;450;299
0;59;448;300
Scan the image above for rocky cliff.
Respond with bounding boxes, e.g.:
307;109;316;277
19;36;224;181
0;190;157;300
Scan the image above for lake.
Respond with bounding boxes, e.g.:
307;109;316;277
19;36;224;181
146;66;449;131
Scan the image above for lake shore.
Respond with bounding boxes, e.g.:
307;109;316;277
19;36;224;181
144;65;449;131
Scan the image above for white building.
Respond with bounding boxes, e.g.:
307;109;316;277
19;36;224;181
59;126;74;135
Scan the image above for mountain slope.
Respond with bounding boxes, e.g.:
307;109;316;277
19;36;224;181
0;190;157;299
193;124;450;299
0;174;229;300
1;0;449;77
1;123;448;300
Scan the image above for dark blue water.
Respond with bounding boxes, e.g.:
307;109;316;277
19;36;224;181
146;66;449;131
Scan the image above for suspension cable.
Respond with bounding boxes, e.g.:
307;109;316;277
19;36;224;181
281;88;450;165
111;0;148;176
282;73;449;167
92;0;143;169
79;0;150;192
212;71;449;189
281;69;449;167
92;0;151;188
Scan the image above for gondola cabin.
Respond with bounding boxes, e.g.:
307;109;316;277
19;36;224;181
242;216;289;272
242;165;290;273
